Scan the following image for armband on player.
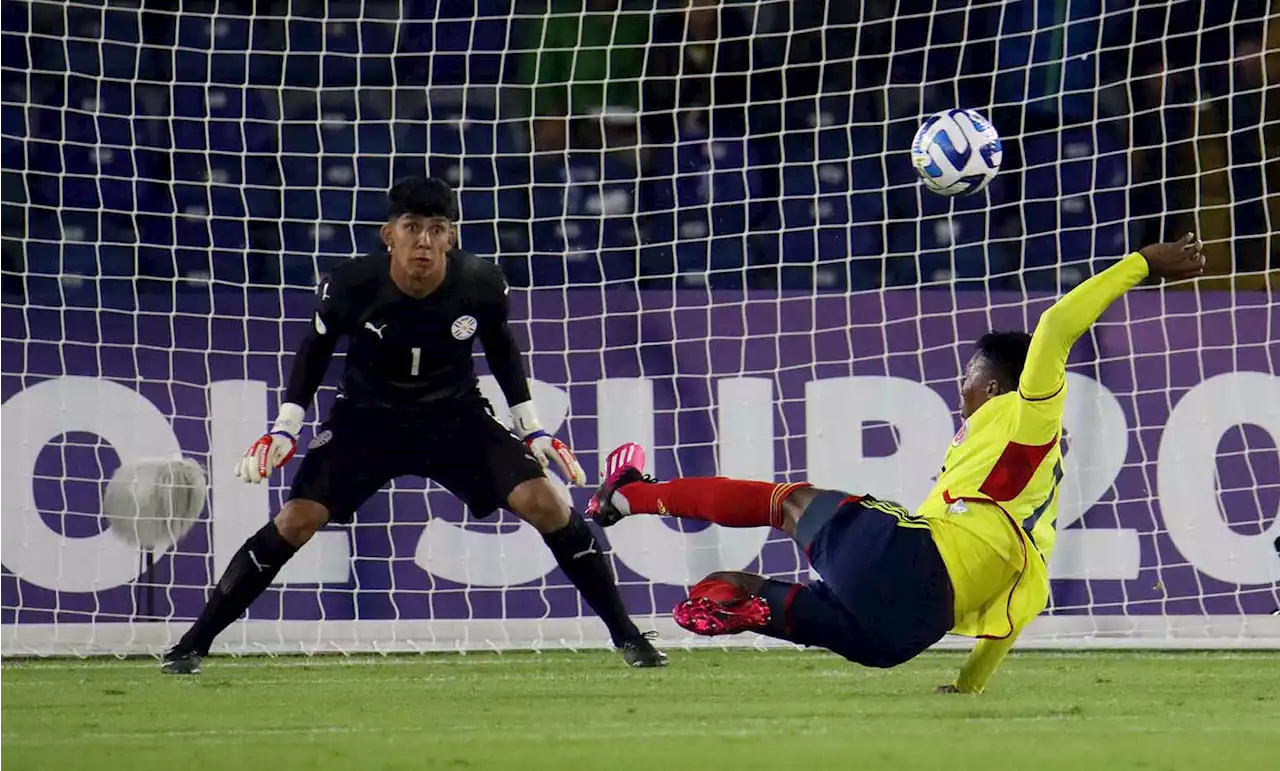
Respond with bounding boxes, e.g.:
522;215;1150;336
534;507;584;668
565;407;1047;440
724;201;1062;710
235;402;305;484
509;401;586;487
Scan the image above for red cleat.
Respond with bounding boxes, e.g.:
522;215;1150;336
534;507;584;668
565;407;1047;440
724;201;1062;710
673;579;771;636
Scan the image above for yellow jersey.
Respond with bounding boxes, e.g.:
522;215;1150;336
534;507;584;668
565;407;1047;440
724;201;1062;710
919;252;1151;692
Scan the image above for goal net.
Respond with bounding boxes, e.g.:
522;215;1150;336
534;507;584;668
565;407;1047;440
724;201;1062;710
3;0;1278;657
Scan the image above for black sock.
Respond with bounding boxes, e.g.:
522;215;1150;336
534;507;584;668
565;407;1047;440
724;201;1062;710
177;522;300;655
543;513;641;646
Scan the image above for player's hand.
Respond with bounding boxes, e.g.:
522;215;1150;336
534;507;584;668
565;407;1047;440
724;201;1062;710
508;400;587;486
235;432;297;483
524;431;587;487
1139;232;1207;281
235;403;305;484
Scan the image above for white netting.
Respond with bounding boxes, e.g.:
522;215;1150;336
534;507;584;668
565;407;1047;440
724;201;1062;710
2;0;1278;656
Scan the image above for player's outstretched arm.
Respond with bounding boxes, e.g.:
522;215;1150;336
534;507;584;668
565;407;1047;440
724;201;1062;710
1019;234;1205;400
235;281;343;483
476;273;585;486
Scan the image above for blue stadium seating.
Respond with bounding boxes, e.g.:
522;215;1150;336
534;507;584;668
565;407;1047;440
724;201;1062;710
0;1;1165;295
210;16;250;52
0;0;27;72
330;21;396;88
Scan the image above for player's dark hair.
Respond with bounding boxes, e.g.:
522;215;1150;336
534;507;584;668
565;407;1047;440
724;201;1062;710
974;331;1032;392
387;176;459;222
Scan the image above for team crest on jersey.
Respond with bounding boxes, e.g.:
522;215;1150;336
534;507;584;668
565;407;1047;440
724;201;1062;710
451;315;478;340
309;429;333;449
951;421;968;446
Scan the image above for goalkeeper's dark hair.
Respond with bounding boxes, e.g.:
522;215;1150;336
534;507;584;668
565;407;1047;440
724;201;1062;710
387;176;459;222
975;331;1032;392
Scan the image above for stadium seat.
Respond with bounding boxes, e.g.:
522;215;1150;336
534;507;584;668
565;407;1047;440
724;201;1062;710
171;248;215;288
463;157;499;190
418;122;462;156
341;21;396;88
280;151;320;190
281;250;320;288
777;230;816;266
173;15;212;78
281;119;322;156
240;47;282;86
321;156;357;189
156;183;199;229
96;113;135;151
207;248;249;286
784;94;852;134
355;128;394;184
563;253;604;286
63;38;101;79
207;174;250;219
670;237;748;289
317;223;356;256
102;40;142;82
354;190;386;224
320;190;355;223
458;222;498;256
209;218;246;250
280;221;316;254
97;243;139;277
0;1;27;71
282;187;320;221
211;17;251;52
460;124;496;158
459;189;496;224
173;205;213;251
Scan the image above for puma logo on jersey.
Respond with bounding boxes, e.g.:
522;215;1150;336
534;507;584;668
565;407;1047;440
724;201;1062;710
571;541;599;560
319;281;330;302
364;322;388;339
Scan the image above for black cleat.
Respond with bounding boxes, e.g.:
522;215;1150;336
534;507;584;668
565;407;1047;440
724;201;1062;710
619;632;669;668
587;442;655;527
160;647;203;675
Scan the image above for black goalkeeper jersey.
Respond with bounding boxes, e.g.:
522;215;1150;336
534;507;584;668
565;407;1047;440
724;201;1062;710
282;249;531;411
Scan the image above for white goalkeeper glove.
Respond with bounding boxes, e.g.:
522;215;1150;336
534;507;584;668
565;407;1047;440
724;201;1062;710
509;401;586;487
235;402;305;483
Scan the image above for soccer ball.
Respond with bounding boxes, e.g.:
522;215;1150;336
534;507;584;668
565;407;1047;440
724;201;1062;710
103;457;207;551
910;109;1003;196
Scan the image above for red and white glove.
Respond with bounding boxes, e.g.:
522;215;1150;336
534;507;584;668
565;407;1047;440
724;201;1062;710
235;402;305;484
510;401;586;486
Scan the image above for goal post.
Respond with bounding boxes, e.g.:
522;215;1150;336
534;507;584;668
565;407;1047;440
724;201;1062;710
2;0;1279;657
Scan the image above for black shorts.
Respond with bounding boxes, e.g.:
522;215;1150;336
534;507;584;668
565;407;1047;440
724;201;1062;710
760;490;955;668
288;399;546;524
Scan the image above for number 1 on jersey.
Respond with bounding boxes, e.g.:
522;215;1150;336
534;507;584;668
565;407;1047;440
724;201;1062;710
410;347;421;376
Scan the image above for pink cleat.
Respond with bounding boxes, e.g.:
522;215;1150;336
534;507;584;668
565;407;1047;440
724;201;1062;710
586;442;650;526
672;577;772;636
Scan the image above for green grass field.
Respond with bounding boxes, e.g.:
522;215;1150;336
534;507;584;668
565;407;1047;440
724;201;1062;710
3;650;1277;771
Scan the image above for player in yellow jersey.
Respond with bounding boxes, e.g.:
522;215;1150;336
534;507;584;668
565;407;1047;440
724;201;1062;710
587;235;1206;692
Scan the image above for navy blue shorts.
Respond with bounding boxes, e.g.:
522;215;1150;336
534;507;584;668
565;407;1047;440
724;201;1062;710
759;490;954;668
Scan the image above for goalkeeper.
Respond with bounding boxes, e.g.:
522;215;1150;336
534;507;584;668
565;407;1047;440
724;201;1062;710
588;236;1206;692
163;176;665;674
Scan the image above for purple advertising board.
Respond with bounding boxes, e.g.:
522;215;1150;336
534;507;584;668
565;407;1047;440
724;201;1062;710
2;287;1279;645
